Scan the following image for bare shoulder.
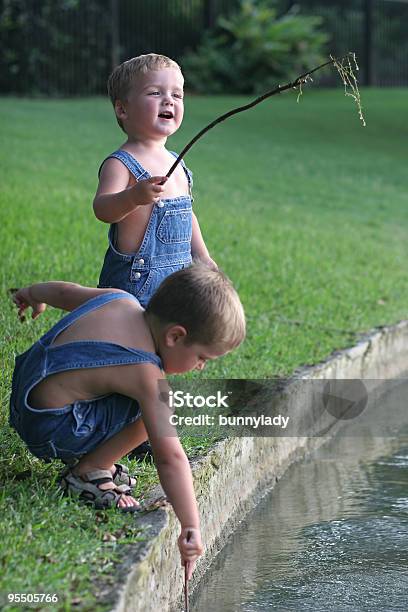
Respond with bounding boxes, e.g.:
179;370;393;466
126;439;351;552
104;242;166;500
97;156;135;194
82;290;140;318
123;145;171;176
52;293;148;347
88;295;149;336
138;364;166;396
113;362;165;404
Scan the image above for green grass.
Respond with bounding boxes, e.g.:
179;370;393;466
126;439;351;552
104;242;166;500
1;89;407;608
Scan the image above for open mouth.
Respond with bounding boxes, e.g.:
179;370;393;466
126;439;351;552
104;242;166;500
158;111;174;119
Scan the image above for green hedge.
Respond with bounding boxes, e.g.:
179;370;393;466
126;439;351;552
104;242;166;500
182;0;329;94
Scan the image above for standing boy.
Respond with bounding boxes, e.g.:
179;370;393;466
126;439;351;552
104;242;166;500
94;53;216;308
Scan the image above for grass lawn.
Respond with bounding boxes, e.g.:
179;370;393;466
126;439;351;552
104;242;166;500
0;89;407;609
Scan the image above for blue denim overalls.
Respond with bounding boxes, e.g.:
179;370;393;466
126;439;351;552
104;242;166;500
9;292;162;464
98;150;193;307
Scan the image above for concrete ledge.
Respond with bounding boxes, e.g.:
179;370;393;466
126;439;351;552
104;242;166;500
110;320;408;612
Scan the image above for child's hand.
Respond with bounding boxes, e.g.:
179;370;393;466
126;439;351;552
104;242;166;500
10;287;46;322
132;176;168;206
178;527;203;580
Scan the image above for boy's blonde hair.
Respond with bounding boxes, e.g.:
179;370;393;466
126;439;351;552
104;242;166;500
108;53;182;131
146;261;246;350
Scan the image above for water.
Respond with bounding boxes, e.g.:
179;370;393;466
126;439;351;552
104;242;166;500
192;381;408;611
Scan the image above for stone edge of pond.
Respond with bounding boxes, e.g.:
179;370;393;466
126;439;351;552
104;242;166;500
109;320;408;612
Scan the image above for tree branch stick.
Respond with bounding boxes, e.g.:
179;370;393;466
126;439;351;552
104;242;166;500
166;53;353;178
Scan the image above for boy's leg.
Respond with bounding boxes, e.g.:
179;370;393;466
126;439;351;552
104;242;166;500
72;419;148;509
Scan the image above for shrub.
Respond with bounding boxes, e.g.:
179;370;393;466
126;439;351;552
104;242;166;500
182;0;329;94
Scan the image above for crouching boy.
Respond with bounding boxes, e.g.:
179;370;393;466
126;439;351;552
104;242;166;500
9;262;245;577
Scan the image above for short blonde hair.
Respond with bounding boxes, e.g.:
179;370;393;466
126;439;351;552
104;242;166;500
146;261;246;350
108;53;182;130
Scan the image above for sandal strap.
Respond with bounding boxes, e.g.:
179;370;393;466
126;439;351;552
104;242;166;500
60;469;134;508
115;483;132;494
114;463;129;475
83;469;114;482
113;463;137;488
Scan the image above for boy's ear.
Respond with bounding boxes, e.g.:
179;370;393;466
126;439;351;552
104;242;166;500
114;99;127;122
165;325;188;347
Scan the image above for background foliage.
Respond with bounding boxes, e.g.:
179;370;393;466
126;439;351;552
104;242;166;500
0;0;407;94
0;0;111;95
182;0;328;93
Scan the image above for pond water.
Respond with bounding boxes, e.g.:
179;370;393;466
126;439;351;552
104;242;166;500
192;380;408;611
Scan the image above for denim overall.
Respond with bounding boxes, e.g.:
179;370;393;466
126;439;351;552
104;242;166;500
98;150;193;307
9;292;162;464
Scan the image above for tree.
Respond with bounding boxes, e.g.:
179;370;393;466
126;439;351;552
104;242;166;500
182;0;329;94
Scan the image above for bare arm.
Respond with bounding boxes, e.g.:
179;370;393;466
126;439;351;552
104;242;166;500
139;377;200;529
11;282;128;320
191;212;218;269
130;370;203;574
93;157;167;223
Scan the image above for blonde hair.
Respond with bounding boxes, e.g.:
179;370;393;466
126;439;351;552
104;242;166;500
146;261;246;350
108;53;182;131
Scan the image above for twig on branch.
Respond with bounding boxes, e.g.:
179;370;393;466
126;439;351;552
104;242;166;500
166;52;365;178
331;52;366;127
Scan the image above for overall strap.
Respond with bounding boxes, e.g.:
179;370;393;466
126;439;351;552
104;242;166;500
39;292;138;348
169;151;193;195
98;150;150;181
45;340;163;374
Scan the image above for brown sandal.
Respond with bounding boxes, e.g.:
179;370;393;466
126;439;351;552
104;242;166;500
112;463;137;489
59;468;140;512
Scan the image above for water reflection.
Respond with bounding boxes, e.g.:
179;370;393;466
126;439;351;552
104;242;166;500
192;381;408;612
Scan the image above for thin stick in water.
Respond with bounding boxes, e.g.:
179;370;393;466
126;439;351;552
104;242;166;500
184;529;192;612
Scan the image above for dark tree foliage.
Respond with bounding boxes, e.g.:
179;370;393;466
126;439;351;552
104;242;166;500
0;0;238;94
0;0;406;95
0;0;113;95
181;0;329;94
278;0;408;85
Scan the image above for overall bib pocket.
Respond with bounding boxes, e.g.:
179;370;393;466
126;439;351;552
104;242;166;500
156;209;192;244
